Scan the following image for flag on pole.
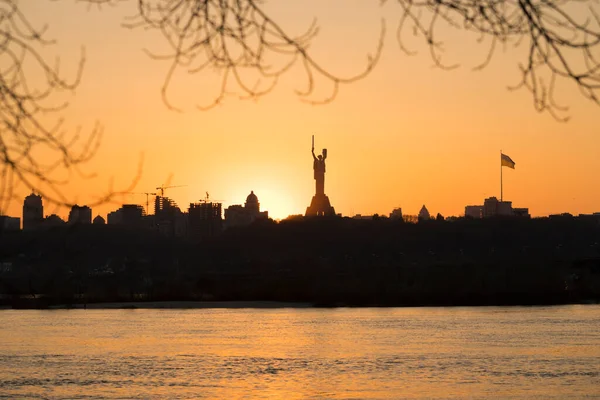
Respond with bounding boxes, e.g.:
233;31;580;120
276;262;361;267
501;153;515;169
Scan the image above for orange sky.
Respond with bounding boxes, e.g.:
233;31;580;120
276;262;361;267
5;0;600;220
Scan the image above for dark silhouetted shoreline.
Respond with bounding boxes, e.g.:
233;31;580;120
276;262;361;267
1;215;599;309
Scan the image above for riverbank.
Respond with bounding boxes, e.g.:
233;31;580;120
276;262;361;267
2;295;598;310
45;301;314;309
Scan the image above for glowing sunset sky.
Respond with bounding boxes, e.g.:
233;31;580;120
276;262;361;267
6;0;600;220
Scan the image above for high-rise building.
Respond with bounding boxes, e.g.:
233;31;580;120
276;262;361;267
68;205;92;224
107;210;122;225
23;193;43;230
121;204;144;226
189;201;222;240
154;197;185;237
107;204;145;227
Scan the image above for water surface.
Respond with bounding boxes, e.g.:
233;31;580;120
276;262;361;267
1;305;599;399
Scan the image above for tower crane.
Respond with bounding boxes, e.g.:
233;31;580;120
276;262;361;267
155;185;187;198
127;192;157;215
201;192;223;203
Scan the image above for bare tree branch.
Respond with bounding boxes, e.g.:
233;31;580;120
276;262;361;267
390;0;600;120
0;0;139;213
97;0;386;110
83;0;599;119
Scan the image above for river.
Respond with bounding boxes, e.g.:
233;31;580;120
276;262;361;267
1;305;599;399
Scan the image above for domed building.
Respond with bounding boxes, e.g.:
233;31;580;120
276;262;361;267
244;191;260;213
93;215;106;225
225;190;269;229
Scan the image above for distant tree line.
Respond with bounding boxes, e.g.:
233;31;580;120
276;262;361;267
1;216;599;308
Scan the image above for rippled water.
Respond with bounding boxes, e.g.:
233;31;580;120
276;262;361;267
1;305;599;399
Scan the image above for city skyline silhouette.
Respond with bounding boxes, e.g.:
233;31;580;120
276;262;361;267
1;1;599;222
3;148;539;226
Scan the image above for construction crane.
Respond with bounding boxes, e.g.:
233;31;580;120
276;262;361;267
201;192;223;203
126;192;157;215
155;184;187;198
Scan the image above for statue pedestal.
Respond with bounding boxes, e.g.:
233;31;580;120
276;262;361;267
305;193;336;216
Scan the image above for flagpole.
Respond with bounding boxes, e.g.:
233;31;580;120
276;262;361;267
500;150;503;202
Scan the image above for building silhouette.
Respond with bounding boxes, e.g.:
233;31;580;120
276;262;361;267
93;215;106;225
245;191;260;214
513;208;531;218
418;205;431;221
68;205;92;225
44;214;66;227
484;197;511;217
389;208;403;220
0;216;20;231
107;210;120;225
106;199;190;236
465;205;484;219
465;197;530;218
121;204;144;226
189;201;222;240
23;193;43;230
108;204;145;227
154;197;187;237
224;191;268;229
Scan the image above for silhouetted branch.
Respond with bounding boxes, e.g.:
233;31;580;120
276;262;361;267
0;0;139;213
390;0;600;120
82;0;598;119
115;0;385;110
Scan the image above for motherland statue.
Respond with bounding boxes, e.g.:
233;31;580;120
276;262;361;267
306;135;336;217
